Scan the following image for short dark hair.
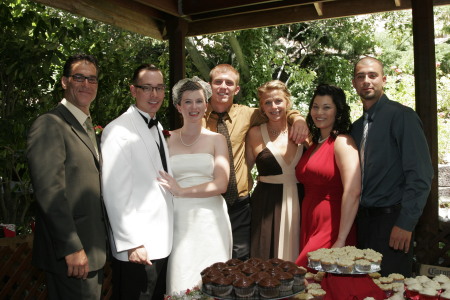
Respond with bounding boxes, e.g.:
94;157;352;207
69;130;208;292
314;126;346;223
353;56;385;77
132;64;163;84
307;84;352;143
63;54;99;77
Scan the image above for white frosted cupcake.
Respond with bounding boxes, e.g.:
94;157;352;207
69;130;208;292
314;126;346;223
441;290;450;300
419;287;438;300
337;258;354;273
308;288;326;300
433;274;450;284
378;283;393;298
388;273;404;283
306;283;321;291
422;279;440;291
307;252;322;269
416;275;431;284
320;256;337;272
379;276;393;285
355;259;371;273
404;277;418;286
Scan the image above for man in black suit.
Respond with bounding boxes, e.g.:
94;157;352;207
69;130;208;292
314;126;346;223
27;54;107;299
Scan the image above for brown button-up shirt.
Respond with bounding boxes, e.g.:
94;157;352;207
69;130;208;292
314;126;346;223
204;104;300;198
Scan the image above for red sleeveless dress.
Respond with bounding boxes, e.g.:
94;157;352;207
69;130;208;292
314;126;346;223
295;137;356;267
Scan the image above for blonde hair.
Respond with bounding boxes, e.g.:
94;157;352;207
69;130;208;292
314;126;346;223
209;64;240;85
257;80;292;110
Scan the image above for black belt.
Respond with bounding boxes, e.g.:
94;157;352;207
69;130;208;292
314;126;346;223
358;203;401;217
227;195;250;212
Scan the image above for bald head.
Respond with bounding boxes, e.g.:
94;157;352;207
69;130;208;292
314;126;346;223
354;57;384;77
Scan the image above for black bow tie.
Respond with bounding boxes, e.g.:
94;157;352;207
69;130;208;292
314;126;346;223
138;112;158;129
148;118;158;128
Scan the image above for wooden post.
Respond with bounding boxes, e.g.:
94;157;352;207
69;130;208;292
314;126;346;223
166;16;188;130
411;0;439;265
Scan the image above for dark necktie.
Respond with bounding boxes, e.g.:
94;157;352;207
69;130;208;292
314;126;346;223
360;112;369;198
139;113;168;172
84;116;99;158
214;112;238;206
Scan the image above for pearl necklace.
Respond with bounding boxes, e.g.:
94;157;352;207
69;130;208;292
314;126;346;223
179;130;201;147
318;135;330;143
268;126;288;137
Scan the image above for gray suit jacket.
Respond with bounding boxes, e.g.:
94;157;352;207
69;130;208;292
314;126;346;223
27;103;107;275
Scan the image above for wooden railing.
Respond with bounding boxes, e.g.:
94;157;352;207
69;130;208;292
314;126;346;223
0;235;112;299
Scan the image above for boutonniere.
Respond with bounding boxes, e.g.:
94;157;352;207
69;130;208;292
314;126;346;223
94;125;103;135
162;129;171;139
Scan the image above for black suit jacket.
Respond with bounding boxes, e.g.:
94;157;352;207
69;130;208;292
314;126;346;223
27;104;107;275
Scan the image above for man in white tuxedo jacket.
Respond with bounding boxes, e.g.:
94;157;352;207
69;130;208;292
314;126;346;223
101;64;173;300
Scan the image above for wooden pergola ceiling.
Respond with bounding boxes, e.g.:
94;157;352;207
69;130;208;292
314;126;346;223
32;0;450;40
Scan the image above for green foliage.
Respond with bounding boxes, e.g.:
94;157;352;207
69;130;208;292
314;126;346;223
0;0;167;229
1;0;449;230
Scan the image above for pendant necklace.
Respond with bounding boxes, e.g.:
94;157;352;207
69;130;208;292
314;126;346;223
268;125;288;137
179;129;201;147
318;135;330;144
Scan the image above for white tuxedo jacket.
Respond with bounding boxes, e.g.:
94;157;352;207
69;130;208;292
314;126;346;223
101;105;173;261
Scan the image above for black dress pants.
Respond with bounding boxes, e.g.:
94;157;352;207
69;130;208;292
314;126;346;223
357;205;414;277
111;256;168;300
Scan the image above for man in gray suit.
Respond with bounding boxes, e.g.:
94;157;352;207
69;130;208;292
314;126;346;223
27;54;107;300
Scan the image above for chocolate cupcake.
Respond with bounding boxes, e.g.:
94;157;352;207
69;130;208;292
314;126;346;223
212;275;233;297
245;257;264;266
211;262;227;271
277;271;294;292
221;266;240;276
201;275;214;294
266;266;283;276
233;276;256;298
226;258;243;267
250;271;271;284
201;266;211;277
227;272;246;282
279;261;298;272
257;261;274;271
288;266;307;287
268;257;285;266
258;277;281;298
241;265;260;276
238;263;253;271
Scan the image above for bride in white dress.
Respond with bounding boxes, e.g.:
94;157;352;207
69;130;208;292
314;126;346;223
157;77;233;296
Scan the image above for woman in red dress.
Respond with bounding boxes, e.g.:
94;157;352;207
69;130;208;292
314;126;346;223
295;84;360;267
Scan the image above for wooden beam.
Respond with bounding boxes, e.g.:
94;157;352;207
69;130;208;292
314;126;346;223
187;0;412;36
133;0;180;16
314;2;324;16
32;0;165;39
167;16;187;129
187;0;333;20
411;0;439;265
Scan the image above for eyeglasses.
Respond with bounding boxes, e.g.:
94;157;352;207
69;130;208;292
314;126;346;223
70;74;98;84
135;84;166;93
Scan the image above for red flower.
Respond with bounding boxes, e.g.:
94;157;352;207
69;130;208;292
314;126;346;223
94;125;103;135
162;129;171;138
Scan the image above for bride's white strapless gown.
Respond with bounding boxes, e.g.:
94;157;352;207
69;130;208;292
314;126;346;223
166;153;233;295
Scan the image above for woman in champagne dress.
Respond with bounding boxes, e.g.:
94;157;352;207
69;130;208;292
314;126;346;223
158;77;232;295
246;80;304;262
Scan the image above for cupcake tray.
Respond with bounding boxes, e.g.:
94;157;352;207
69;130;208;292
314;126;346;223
308;263;380;275
202;285;305;300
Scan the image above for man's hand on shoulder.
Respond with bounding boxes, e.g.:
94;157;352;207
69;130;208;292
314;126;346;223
65;249;89;279
128;245;152;265
290;116;309;144
389;226;412;253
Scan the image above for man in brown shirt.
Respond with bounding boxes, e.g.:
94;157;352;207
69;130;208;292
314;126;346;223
204;64;308;260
